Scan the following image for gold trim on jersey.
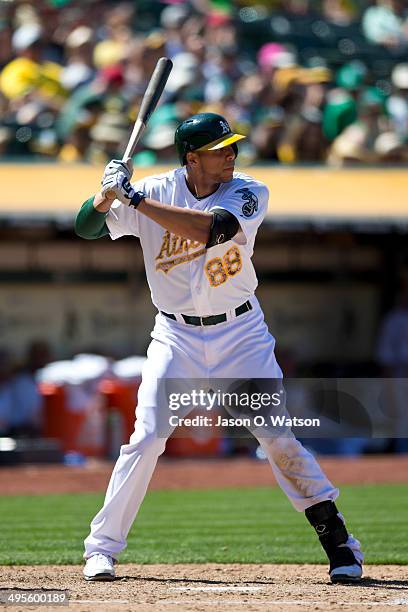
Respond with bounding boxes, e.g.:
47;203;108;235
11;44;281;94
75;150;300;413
155;230;206;274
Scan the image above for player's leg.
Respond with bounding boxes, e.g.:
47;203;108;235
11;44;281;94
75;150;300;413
256;434;363;582
83;366;167;562
211;299;363;582
84;316;204;579
83;340;171;579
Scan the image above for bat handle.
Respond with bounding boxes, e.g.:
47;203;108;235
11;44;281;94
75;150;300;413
122;118;145;161
104;119;146;200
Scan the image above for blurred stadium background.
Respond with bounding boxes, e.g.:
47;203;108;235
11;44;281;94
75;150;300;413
0;0;408;465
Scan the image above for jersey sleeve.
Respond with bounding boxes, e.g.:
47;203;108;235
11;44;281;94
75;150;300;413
105;178;145;240
210;182;269;245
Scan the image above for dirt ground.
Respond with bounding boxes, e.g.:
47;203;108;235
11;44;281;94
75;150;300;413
0;564;407;612
1;456;407;611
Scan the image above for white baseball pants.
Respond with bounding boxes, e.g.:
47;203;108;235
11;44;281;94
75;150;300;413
84;298;338;560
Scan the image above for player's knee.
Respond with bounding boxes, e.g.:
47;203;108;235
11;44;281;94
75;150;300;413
263;436;320;480
259;435;301;458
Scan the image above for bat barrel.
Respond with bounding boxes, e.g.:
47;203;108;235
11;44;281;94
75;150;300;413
104;57;173;197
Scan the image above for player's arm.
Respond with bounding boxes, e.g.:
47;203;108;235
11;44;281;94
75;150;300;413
75;159;132;240
76;184;214;243
87;189;212;244
76;159;238;245
75;195;110;239
91;192;239;247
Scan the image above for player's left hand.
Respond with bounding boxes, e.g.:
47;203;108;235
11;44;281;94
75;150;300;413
101;172;145;209
102;158;133;182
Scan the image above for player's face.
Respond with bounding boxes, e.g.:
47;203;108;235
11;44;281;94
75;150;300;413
194;146;236;183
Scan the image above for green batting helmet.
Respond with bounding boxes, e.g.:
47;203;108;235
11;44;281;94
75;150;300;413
174;113;245;165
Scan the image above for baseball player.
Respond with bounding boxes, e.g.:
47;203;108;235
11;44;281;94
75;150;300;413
75;113;363;583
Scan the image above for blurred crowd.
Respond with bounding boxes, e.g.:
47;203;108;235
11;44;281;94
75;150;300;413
0;0;408;166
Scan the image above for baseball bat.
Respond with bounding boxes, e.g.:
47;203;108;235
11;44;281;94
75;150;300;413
105;56;173;197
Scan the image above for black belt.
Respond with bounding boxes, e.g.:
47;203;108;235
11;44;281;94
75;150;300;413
161;300;252;326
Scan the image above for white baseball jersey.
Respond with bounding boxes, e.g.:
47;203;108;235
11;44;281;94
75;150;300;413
106;168;269;316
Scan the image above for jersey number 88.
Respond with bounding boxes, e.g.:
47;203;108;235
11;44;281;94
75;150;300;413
205;246;242;287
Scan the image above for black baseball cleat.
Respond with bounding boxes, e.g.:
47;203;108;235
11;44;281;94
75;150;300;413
329;546;362;584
